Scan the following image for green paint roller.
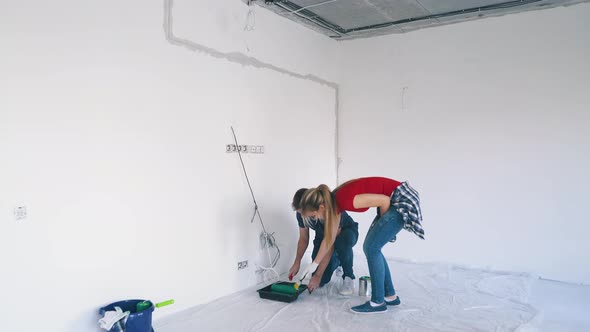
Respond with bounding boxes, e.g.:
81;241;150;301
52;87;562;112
270;282;298;295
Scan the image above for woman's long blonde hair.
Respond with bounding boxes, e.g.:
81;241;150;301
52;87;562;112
300;184;339;247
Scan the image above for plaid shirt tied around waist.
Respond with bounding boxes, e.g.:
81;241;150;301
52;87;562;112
391;181;425;240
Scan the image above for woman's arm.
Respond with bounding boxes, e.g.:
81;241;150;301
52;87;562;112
307;244;335;292
312;215;340;265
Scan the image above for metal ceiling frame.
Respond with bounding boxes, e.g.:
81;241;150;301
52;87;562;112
266;0;545;38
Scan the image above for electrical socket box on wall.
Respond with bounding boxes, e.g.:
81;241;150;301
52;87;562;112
226;144;265;154
14;206;27;221
248;145;265;154
237;260;249;270
226;144;237;153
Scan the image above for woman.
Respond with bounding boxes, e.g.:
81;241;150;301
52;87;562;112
298;177;424;314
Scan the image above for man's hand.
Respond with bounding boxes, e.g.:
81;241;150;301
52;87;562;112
307;274;321;292
288;262;300;281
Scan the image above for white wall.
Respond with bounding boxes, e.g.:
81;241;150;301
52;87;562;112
0;0;339;331
338;4;590;284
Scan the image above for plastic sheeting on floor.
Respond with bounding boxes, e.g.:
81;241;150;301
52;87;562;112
155;257;539;332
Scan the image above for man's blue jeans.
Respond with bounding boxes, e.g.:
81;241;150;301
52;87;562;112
312;224;359;286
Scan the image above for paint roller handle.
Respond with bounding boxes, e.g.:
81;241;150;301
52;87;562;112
155;299;175;308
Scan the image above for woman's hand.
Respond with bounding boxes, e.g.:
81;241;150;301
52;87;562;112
298;262;319;282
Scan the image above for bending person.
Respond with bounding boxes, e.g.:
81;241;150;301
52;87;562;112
298;177;424;314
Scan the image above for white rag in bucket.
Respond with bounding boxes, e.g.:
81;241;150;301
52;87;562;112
99;306;130;331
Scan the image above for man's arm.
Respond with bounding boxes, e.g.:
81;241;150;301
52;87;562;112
294;227;310;264
289;227;310;279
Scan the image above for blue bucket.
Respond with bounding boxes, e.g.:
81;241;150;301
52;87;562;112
99;299;154;332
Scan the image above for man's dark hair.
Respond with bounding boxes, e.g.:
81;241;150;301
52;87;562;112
292;188;308;210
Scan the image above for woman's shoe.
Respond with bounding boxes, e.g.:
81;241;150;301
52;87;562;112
385;296;401;306
350;301;387;314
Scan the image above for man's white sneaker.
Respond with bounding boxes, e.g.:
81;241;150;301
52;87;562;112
339;276;354;296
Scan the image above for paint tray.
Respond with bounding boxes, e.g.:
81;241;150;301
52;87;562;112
257;282;307;303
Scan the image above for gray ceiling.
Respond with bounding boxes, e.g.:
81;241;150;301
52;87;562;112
255;0;590;40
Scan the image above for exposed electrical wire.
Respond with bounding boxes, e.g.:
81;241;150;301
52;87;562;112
273;1;344;38
269;0;543;38
257;264;280;285
286;0;338;15
230;127;281;274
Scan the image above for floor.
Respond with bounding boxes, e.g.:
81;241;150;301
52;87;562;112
528;277;590;332
155;258;590;332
